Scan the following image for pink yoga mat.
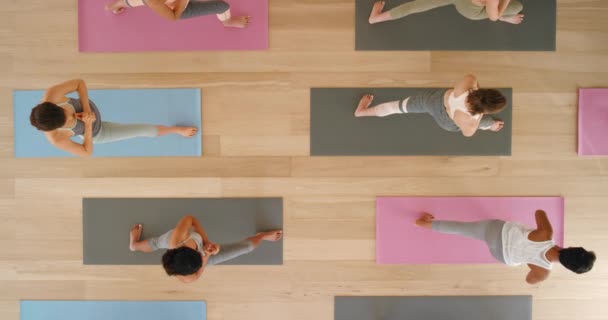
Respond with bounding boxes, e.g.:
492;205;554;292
376;197;564;264
78;0;268;52
578;88;608;156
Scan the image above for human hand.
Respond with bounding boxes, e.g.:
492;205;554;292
490;120;504;132
76;112;96;124
204;243;220;255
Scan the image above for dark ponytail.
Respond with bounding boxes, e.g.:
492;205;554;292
467;89;507;115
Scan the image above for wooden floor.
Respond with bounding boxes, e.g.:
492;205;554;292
1;0;608;319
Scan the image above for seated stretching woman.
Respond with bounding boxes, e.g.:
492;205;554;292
415;210;596;284
129;215;283;283
29;79;197;157
354;74;506;137
106;0;250;28
369;0;524;25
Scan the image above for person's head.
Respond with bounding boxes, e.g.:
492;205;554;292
559;247;596;274
161;246;202;276
30;102;67;131
467;89;507;115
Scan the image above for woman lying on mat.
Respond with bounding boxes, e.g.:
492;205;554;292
415;210;596;284
129;215;283;283
106;0;250;28
29;79;197;157
369;0;524;25
354;74;506;137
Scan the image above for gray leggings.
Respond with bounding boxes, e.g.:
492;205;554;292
389;0;523;20
180;0;231;19
147;230;254;266
405;89;494;132
89;121;157;144
432;219;506;263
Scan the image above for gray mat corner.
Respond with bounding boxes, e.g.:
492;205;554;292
355;0;556;51
83;198;283;265
311;88;512;156
335;296;532;320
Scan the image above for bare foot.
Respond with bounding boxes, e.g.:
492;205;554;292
258;230;283;242
500;14;524;24
368;1;386;24
354;94;374;117
129;224;143;251
105;0;127;14
177;127;198;137
415;213;435;229
222;16;251;28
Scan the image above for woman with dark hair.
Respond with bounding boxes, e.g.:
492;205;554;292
369;0;524;25
355;74;506;137
129;215;282;283
106;0;250;28
415;210;596;284
29;79;197;157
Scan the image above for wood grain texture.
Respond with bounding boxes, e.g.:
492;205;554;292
1;1;608;320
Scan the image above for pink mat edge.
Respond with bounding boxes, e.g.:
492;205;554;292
578;88;608;156
375;196;565;264
77;0;268;53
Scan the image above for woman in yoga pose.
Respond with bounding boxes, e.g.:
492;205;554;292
415;210;596;284
354;74;506;137
106;0;250;28
369;0;524;25
129;215;283;283
29;79;198;157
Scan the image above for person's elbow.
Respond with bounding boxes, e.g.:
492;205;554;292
489;16;499;22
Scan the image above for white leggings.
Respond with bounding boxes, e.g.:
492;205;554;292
88;122;158;144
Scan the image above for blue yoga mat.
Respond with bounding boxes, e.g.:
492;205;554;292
14;88;202;157
21;301;206;320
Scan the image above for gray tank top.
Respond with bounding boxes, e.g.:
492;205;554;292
57;98;102;137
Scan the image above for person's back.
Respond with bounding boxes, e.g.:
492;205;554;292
502;222;554;269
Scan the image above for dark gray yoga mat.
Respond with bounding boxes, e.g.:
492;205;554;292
355;0;556;51
83;198;283;265
335;296;532;320
310;88;512;156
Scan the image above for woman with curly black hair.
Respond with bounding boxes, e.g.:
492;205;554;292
354;74;507;137
415;210;596;284
128;215;282;283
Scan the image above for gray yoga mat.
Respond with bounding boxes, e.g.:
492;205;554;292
335;296;532;320
83;198;283;265
310;88;512;156
355;0;556;51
